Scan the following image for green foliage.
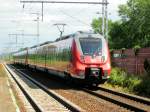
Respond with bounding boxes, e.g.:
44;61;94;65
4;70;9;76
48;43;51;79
134;77;150;96
110;0;150;49
91;17;112;35
108;68;141;90
108;68;126;86
108;21;131;49
108;68;150;96
92;0;150;49
91;18;103;34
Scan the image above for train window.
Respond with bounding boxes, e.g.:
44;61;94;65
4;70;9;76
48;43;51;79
79;38;102;56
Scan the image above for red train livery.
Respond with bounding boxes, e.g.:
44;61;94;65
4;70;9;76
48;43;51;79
13;31;111;86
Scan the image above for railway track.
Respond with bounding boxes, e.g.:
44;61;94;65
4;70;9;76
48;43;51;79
4;64;84;112
82;85;150;112
8;64;150;112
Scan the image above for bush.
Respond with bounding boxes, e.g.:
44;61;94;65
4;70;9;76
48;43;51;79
133;76;150;95
107;68;150;96
108;68;126;86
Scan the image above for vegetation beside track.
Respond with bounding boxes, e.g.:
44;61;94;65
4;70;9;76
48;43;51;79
106;67;150;98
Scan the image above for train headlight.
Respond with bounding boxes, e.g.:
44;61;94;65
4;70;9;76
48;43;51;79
92;71;99;77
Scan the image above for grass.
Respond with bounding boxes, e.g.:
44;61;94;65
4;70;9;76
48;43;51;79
106;67;150;97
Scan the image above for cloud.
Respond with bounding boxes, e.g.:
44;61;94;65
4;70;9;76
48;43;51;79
0;0;127;53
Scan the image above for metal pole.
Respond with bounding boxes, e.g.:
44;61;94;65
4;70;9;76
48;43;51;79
105;0;108;41
37;15;40;44
102;0;105;37
42;2;44;21
60;31;62;38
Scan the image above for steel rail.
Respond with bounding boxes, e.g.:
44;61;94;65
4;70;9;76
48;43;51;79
8;63;150;112
5;64;43;112
82;88;148;112
8;64;84;112
98;86;150;105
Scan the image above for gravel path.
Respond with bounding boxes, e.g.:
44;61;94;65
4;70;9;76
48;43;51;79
0;64;17;112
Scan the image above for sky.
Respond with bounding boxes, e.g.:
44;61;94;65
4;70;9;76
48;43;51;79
0;0;127;54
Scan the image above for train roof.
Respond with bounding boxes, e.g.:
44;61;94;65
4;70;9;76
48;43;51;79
55;34;74;42
13;31;103;54
39;41;53;46
55;31;99;42
30;41;53;48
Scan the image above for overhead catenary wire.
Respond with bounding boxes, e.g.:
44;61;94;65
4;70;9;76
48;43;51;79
59;10;91;26
20;0;108;22
20;0;108;39
58;4;101;27
20;1;108;4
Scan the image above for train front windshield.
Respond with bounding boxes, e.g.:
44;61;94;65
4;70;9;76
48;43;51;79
79;38;102;56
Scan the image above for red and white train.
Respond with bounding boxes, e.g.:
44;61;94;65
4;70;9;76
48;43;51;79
13;31;111;86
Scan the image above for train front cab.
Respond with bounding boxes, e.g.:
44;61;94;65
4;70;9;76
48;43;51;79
72;33;111;85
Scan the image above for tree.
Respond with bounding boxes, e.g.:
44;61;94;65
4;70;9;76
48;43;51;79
108;21;131;49
91;17;112;35
115;0;150;48
92;0;150;49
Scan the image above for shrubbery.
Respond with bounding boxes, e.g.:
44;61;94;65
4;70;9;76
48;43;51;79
107;68;150;97
134;76;150;96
